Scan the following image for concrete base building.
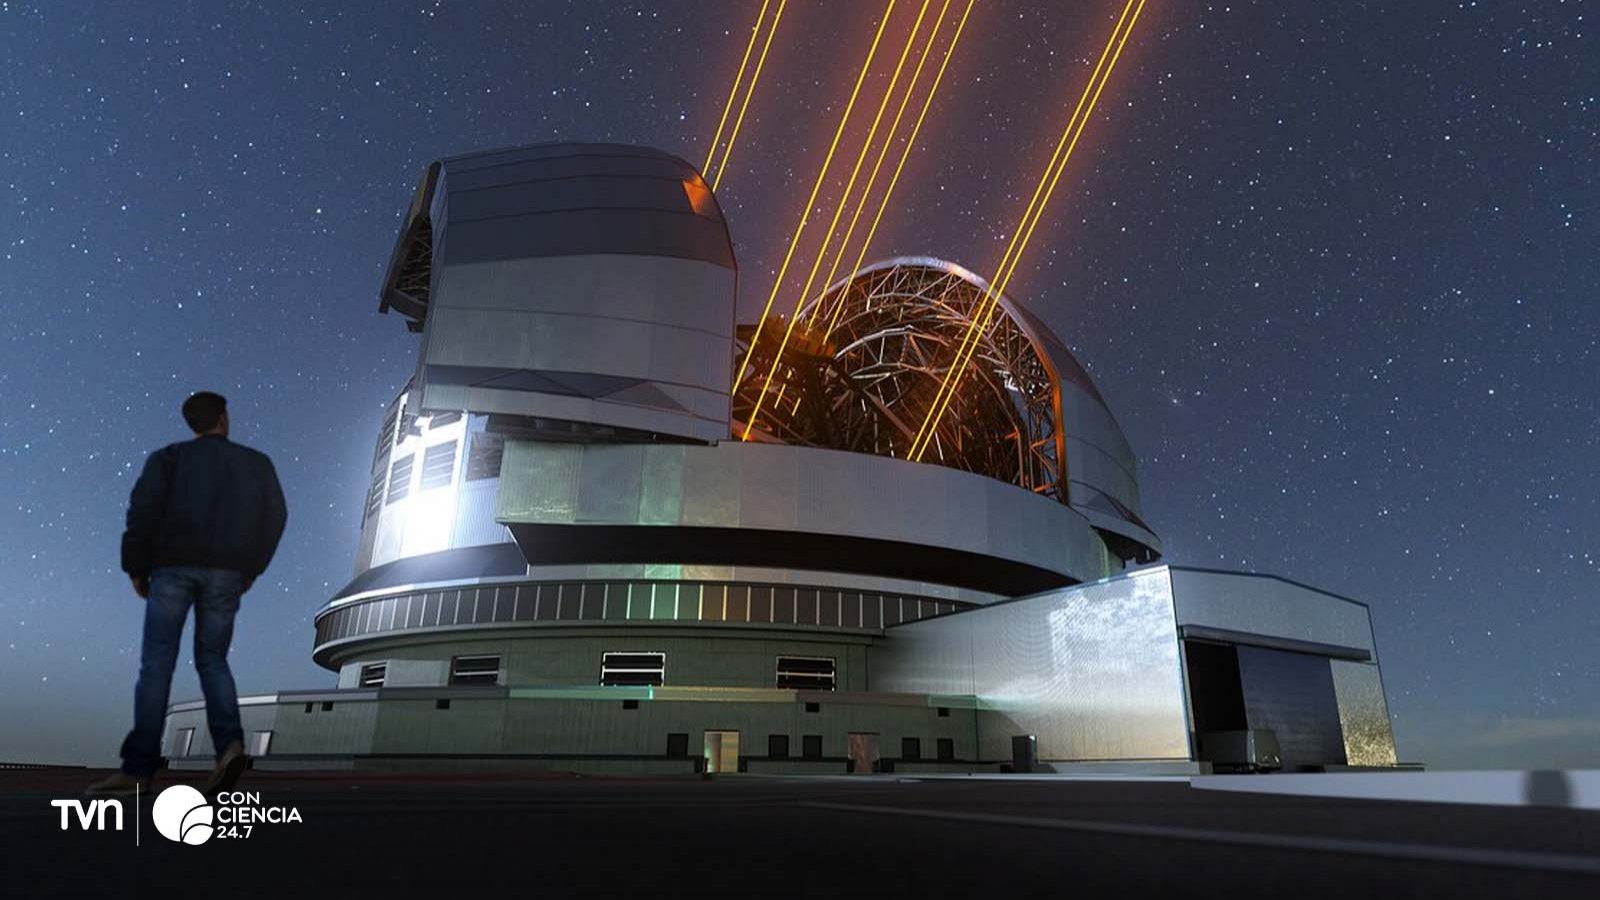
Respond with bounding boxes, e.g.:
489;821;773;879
164;143;1398;775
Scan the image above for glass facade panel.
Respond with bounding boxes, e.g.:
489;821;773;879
700;583;726;621
653;583;679;620
883;596;902;627
534;584;558;621
627;583;652;620
772;588;796;624
514;584;537;621
819;591;840;627
557;583;582;620
795;589;817;625
465;431;504;481
725;585;749;623
749;586;772;624
676;583;701;620
841;593;862;629
492;587;515;622
861;594;881;630
602;583;628;620
314;579;973;658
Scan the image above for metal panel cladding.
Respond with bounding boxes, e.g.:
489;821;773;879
494;439;1113;596
872;567;1191;762
381;143;738;443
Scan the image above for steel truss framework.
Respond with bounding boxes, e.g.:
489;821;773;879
733;260;1067;502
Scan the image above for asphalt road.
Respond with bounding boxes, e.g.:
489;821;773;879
3;768;1597;898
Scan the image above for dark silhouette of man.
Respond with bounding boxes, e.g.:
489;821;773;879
87;392;287;797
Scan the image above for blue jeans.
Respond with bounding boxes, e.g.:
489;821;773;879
119;567;245;777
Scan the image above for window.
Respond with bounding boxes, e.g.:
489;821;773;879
777;656;836;691
622;699;640;710
600;651;665;687
901;737;922;761
374;402;400;466
426;411;462;429
419;440;457;490
321;701;334;712
359;662;387;688
386;454;414;504
666;733;689;757
303;702;312;714
768;734;790;758
804;701;821;713
466;431;505;481
172;727;195;758
248;731;273;757
937;706;950;718
435;698;451;710
449;655;501;686
364;467;386;522
801;735;823;759
937;738;955;762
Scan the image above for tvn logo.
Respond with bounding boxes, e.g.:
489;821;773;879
50;785;302;845
51;798;124;832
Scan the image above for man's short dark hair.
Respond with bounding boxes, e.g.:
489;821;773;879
182;392;228;433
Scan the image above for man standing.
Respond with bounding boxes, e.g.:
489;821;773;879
87;392;287;797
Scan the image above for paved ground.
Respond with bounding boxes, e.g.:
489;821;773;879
3;767;1598;898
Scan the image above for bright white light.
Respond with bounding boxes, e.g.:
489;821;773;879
400;482;457;557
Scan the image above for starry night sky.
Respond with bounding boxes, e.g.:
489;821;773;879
2;1;1595;768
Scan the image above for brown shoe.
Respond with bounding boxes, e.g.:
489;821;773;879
85;772;152;798
200;741;247;798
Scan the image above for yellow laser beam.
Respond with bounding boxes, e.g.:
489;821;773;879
822;0;973;342
807;0;952;330
730;0;898;399
702;1;770;177
912;2;1144;462
711;0;789;193
784;0;931;331
910;0;1145;460
909;0;1138;459
743;0;934;440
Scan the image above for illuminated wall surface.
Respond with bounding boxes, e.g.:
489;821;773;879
873;567;1190;761
1331;660;1399;767
873;566;1397;766
494;438;1113;593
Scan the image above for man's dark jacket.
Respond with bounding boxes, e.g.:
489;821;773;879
120;435;288;580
